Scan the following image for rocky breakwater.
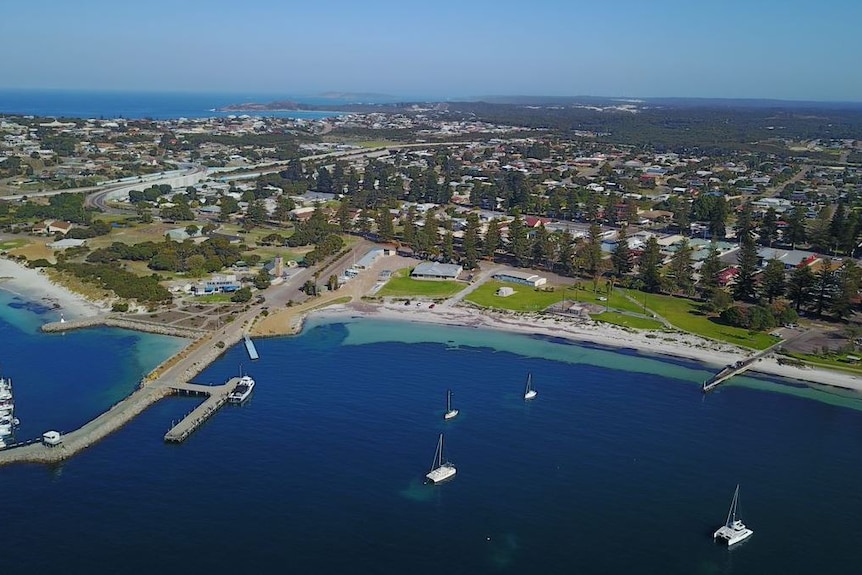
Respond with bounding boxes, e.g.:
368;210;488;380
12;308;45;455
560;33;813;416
0;385;174;465
41;315;208;339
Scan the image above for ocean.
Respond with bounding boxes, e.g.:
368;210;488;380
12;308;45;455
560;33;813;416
3;296;862;574
0;90;361;120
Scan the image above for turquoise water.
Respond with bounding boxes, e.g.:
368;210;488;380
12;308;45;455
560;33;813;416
3;300;862;573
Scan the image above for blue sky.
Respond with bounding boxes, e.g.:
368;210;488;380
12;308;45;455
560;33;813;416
1;0;860;101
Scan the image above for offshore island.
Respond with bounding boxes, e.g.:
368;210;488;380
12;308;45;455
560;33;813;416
1;96;862;464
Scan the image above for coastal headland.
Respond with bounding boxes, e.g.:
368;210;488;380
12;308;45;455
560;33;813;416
1;252;861;466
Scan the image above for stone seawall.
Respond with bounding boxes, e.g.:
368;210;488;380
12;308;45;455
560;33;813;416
41;315;207;339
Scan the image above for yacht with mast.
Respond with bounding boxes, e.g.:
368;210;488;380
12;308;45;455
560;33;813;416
713;484;753;546
523;373;537;400
444;389;458;420
425;433;456;484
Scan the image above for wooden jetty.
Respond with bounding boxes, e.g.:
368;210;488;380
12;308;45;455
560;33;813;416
244;334;259;360
702;360;756;392
164;378;243;443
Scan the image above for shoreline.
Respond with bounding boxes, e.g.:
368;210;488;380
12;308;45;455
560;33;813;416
0;258;107;320
291;300;862;394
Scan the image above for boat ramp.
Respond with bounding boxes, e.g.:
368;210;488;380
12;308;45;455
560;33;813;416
244;334;259;360
702;330;806;393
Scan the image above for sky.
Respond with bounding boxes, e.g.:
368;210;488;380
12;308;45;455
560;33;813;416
1;0;861;102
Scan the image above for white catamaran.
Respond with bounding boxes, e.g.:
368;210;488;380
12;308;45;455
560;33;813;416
425;433;456;484
444;389;458;420
713;484;753;546
523;373;537;400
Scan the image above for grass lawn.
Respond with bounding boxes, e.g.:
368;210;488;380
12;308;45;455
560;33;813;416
377;268;464;298
465;280;569;311
190;293;234;303
0;239;29;251
570;281;644;314
626;290;778;350
778;351;862;375
591;311;665;330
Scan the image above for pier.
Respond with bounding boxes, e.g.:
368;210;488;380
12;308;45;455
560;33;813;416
164;378;243;443
702;330;806;393
244;334;260;360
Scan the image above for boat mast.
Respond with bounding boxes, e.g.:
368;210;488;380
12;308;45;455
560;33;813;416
431;433;443;470
725;484;740;527
447;389;452;411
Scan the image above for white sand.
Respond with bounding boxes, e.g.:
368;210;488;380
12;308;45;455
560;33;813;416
311;300;862;394
0;258;106;319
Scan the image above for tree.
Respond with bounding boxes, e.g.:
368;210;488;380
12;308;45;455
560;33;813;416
808;206;833;253
327;274;339;291
555;230;575;276
483;219;501;260
668;239;694;295
336;200;352;232
185;224;199;237
583;223;603;277
733;233;759;302
787;265;815;312
638;236;663;293
611;226;632;277
253;267;271;290
375;208;395;242
785;205;807;249
230;287;253;303
699;242;722;297
507;212;530;267
246;199;268;227
531;224;552;269
830;259;860;319
462;213;480;270
813;258;836;318
442;230;454;262
760;258;786;303
759;207;778;247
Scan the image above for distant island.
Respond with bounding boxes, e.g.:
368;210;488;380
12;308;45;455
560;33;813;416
217;100;309;112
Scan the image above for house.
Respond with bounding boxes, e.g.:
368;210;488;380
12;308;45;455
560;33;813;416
410;262;463;281
33;220;73;235
493;270;547;287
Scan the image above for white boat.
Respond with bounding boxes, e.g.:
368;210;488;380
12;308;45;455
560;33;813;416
228;375;255;404
524;373;537;400
425;433;457;484
444;389;459;420
713;484;753;546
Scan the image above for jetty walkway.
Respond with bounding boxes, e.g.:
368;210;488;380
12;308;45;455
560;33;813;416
702;329;807;392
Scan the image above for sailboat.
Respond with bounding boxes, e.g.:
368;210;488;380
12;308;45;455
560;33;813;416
713;484;753;546
444;389;459;420
523;373;537;400
425;433;456;484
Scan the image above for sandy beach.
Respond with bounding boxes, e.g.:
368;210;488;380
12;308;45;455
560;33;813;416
292;299;862;394
0;258;106;320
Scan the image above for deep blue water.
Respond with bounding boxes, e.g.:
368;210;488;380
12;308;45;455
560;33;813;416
4;302;862;573
0;90;357;120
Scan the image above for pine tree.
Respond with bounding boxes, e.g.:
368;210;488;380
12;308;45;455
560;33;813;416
584;223;603;277
638;236;663;293
668;239;694;295
830;259;861;318
760;258;786;303
508;212;531;267
375;208;394;242
462;213;480;270
813;258;836;318
733;233;759;302
787;265;815;312
402;207;417;248
611;226;632;277
483;219;501;260
785;205;807;249
699;242;723;297
531;224;552;269
555;230;575;276
759;207;778;247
